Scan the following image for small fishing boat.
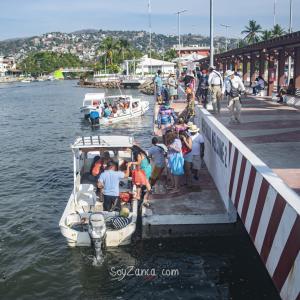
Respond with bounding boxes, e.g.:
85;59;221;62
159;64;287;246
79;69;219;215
80;93;149;125
59;136;138;259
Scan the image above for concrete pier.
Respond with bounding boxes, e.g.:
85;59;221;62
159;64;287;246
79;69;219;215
143;100;237;239
216;95;300;196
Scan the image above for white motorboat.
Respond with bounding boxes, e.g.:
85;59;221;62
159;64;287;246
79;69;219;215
80;93;105;118
80;93;149;124
59;136;138;256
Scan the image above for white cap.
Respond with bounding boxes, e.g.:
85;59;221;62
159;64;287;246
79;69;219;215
226;70;235;77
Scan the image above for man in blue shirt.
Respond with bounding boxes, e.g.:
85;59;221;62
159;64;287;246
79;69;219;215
97;161;130;211
154;70;163;104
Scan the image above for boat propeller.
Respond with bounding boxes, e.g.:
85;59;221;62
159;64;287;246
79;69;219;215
88;213;107;264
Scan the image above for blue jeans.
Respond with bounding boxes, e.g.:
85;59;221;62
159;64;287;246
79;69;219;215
103;195;120;211
253;86;262;95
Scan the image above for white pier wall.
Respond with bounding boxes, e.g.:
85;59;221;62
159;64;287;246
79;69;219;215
196;107;300;300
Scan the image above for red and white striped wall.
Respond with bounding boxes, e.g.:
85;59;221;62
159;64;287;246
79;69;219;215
198;108;300;300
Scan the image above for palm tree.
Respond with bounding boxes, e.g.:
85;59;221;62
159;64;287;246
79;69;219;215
241;20;263;44
261;30;273;41
98;37;117;65
272;24;286;38
117;39;131;61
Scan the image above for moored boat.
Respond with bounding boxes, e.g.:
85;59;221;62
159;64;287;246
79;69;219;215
80;93;149;125
80;93;105;118
59;136;138;257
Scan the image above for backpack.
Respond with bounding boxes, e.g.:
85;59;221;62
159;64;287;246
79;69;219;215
229;79;240;98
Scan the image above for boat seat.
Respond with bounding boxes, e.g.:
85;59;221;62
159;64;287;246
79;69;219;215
75;184;96;212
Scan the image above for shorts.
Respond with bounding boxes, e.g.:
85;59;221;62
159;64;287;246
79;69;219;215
184;153;193;163
151;165;164;181
192;155;201;170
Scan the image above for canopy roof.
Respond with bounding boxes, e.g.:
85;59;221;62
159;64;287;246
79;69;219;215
138;55;175;67
72;135;134;150
84;93;105;100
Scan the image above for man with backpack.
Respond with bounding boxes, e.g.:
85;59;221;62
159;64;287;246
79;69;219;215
222;70;246;124
208;66;224;114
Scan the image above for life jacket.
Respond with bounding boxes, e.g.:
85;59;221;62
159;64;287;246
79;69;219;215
91;160;103;176
90;111;99;120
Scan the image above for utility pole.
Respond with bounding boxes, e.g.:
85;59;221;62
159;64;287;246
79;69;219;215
175;10;187;49
148;0;153;74
273;0;277;27
209;0;214;67
288;0;293;82
220;24;230;52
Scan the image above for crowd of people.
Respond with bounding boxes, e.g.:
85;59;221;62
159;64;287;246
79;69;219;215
91;66;249;212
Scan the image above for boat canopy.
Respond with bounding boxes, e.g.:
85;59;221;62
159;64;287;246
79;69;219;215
72;136;134;151
84;93;105;101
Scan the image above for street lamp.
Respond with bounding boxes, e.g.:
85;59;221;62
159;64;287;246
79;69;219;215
288;0;293;82
209;0;214;67
220;24;231;52
273;0;277;27
175;10;187;49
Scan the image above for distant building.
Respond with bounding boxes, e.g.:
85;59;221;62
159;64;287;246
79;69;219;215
135;55;175;75
0;56;17;76
173;45;210;59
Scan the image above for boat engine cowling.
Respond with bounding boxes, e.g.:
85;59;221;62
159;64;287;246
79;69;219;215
88;213;107;261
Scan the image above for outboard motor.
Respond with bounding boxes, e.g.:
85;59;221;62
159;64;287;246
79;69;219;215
88;213;107;263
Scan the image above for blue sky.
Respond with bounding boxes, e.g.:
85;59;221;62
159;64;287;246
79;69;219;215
0;0;299;40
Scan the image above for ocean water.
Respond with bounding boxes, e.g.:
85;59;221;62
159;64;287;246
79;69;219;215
0;80;279;300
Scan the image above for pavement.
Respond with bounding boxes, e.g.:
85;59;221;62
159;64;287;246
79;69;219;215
214;95;300;196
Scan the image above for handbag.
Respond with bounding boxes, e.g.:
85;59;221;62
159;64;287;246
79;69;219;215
169;152;184;176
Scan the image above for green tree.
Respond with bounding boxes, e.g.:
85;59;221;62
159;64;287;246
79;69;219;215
164;48;177;62
261;30;273;41
97;37;118;65
117;39;131;60
19;51;82;76
241;20;263;44
272;24;286;38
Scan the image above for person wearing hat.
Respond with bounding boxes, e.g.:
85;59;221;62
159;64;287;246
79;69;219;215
222;70;246;123
167;73;178;101
208;66;223;114
188;124;205;181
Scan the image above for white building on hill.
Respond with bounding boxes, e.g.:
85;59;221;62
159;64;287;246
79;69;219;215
135;55;175;75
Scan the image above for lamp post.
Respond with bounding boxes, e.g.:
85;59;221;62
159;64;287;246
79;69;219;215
209;0;214;67
288;0;293;82
273;0;277;27
220;24;230;52
148;0;153;74
175;10;187;49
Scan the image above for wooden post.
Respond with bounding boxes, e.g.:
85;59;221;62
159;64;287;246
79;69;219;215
278;49;286;91
234;58;239;72
243;57;248;83
250;53;256;85
268;55;275;96
294;47;300;93
259;51;266;79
